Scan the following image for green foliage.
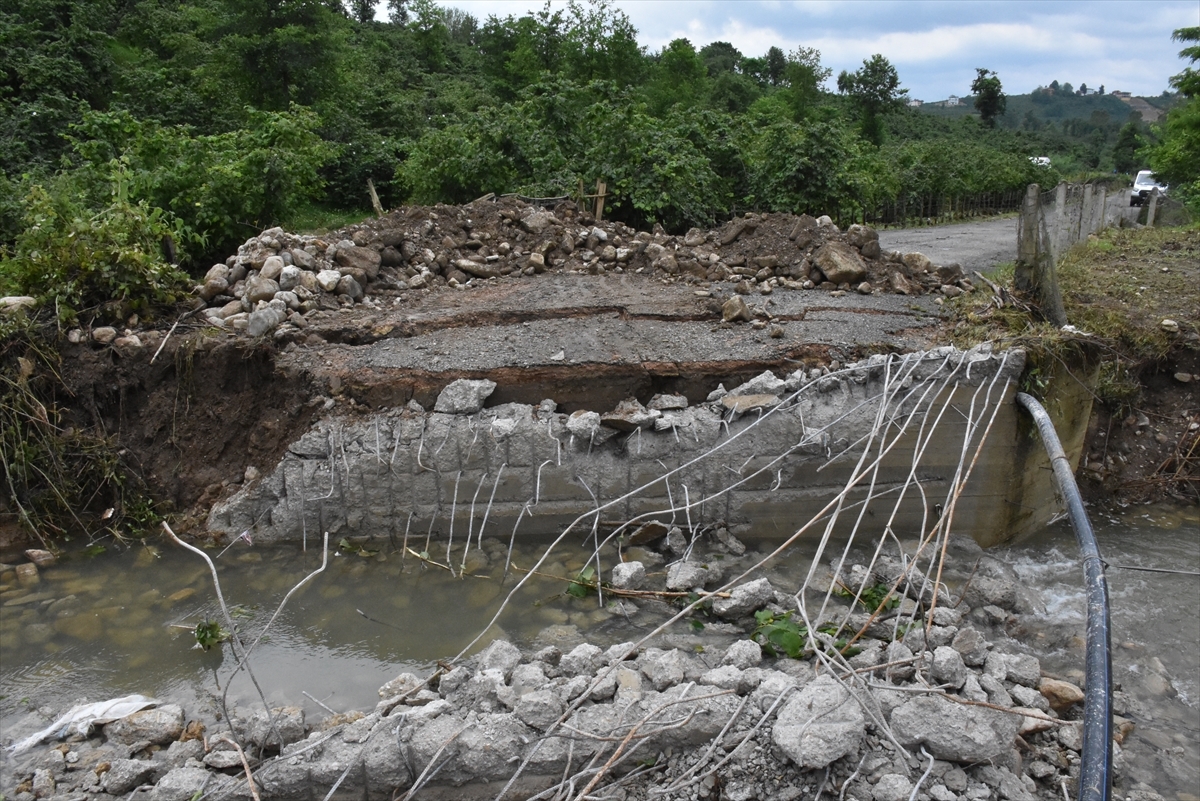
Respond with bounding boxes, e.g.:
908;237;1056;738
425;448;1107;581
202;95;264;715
1143;28;1200;211
645;38;707;115
193;618;230;650
750;609;863;659
1111;120;1145;174
836;581;900;613
751;609;807;658
1;178;189;322
0;0;119;175
837;54;906;145
566;564;597;598
780;47;831;122
743;117;859;218
399;79;728;230
66;106;336;263
3;0;1144;254
971;68;1007;127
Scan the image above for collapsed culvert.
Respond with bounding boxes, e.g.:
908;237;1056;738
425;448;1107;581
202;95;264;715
5;341;1118;801
4;198;1125;800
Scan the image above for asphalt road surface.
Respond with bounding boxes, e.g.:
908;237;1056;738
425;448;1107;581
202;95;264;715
878;216;1018;274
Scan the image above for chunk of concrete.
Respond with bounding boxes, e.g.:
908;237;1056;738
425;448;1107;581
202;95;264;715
772;675;864;769
889;694;1019;762
434;378;497;414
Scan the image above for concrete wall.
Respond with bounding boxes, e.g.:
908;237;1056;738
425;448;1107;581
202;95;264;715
208;346;1042;548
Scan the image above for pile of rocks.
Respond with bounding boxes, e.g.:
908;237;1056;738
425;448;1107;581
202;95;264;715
188;198;975;340
5;536;1124;801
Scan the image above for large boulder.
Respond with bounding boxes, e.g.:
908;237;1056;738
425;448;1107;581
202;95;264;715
335;246;381;279
813;241;868;285
772;675;864;769
889;694;1019;762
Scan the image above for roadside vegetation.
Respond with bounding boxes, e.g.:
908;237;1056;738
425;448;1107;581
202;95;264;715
951;225;1199;405
4;0;1189;319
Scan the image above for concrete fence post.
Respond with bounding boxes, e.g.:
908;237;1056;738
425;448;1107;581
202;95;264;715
1079;184;1093;242
1146;190;1159;228
1094;187;1107;233
1016;184;1040;291
1051;181;1068;261
1016;183;1067;327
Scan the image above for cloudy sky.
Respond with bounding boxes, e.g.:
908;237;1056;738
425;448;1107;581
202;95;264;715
428;0;1198;101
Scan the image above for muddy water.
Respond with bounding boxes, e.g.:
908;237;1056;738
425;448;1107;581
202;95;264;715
0;536;663;731
2;506;1197;798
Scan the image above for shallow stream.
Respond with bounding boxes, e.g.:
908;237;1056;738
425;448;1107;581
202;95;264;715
2;504;1197;797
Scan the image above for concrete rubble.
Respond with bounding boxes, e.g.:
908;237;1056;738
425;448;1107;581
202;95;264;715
177;198;975;342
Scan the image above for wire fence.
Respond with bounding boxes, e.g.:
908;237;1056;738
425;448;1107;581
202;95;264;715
863;190;1026;228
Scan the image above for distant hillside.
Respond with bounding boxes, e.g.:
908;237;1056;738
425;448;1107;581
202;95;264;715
917;91;1174;129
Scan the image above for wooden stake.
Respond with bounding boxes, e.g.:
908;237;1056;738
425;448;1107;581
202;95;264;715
594;180;607;221
367;178;384;217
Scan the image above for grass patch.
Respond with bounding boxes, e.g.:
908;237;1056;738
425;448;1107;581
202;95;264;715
947;224;1200;413
281;204;373;236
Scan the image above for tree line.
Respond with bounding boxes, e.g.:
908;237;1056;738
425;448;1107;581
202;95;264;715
1;0;1193;304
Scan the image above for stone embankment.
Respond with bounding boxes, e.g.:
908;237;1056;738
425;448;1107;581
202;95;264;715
3;532;1138;801
207;344;1027;545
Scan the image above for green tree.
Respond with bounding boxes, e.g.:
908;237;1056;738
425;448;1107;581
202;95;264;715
765;46;787;86
836;54;906;146
1112;119;1144;173
560;0;645;87
646;38;707;114
707;71;761;114
0;0;120;174
971;68;1006;127
386;0;407;23
344;0;374;24
781;47;830;122
1143;27;1200;208
699;41;742;76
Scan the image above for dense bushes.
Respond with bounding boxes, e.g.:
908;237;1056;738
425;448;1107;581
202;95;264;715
4;0;1171;301
0;178;190;323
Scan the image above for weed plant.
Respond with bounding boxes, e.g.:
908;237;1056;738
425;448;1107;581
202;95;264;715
0;312;160;547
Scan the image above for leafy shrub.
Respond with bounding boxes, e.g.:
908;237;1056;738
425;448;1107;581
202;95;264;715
65;106;336;264
0;176;189;323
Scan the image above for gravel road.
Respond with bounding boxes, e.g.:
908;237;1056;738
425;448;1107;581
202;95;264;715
878;216;1018;274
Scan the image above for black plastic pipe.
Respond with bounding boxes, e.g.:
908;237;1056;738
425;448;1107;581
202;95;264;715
1016;392;1112;801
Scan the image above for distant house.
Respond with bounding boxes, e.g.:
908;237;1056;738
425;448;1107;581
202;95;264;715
907;98;923;107
945;95;961;106
1111;90;1131;99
